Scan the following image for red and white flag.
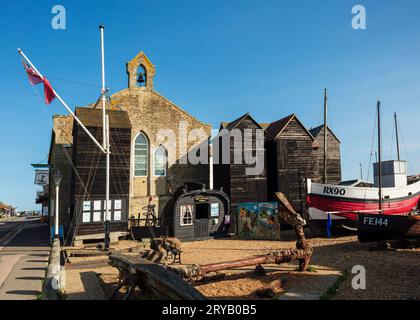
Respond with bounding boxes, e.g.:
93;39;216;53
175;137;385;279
22;61;56;105
22;61;43;85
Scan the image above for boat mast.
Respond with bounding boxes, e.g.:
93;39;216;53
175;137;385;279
377;101;383;212
394;112;400;161
99;25;111;250
323;88;328;184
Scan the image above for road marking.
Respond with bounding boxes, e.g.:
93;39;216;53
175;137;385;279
0;223;26;251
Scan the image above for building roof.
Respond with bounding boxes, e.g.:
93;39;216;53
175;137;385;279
0;203;12;210
266;114;314;141
309;124;341;143
219;113;264;131
75;108;132;129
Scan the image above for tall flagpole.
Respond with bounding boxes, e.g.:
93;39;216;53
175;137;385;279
99;25;111;250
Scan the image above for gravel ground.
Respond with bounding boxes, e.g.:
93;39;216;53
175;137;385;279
180;234;420;300
67;234;420;300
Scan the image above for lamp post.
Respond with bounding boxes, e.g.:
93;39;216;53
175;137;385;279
53;168;62;240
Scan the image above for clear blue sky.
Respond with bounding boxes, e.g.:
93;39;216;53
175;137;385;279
1;0;420;211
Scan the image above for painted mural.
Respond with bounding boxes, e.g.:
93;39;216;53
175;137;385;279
237;202;280;240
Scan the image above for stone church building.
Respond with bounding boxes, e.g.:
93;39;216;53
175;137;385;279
48;51;211;244
113;51;211;216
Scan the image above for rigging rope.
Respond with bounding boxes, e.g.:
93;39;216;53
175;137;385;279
48;76;102;89
398;125;412;175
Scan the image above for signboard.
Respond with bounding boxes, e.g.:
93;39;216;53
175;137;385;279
210;203;219;217
237;202;280;240
34;170;49;186
194;195;210;203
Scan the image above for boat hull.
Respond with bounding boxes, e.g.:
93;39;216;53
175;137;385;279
357;214;420;242
306;179;420;231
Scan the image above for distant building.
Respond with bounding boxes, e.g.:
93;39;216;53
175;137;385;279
36;185;50;218
0;203;16;218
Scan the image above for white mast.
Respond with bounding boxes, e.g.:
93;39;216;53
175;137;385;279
99;25;111;250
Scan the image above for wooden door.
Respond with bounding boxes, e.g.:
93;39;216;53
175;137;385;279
195;219;209;238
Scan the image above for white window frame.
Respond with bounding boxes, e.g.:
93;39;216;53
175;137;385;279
134;132;149;177
180;204;194;226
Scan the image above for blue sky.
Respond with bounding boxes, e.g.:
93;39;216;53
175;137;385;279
1;0;420;211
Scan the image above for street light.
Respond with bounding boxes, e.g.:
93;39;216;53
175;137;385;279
53;168;62;240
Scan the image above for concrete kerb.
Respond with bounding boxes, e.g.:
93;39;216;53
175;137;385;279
43;238;65;300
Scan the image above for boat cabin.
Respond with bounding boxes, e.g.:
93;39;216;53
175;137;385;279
374;160;408;188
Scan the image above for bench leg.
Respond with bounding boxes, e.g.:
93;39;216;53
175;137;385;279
109;274;129;300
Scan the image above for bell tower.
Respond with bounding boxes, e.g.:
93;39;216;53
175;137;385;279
126;51;156;90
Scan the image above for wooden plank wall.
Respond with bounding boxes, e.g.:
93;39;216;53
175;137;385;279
70;121;131;237
228;118;267;208
313;127;341;184
72;126;131;198
267;118;316;212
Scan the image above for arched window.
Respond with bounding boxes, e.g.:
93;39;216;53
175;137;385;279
154;145;167;176
134;133;148;176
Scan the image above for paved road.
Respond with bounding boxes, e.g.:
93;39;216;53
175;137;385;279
0;217;50;300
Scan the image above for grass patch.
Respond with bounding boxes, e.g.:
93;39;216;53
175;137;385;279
306;265;317;273
295;265;317;273
320;270;349;300
36;292;45;300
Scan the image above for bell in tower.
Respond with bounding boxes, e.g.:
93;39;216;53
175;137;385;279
137;71;145;85
136;65;146;87
127;51;156;90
